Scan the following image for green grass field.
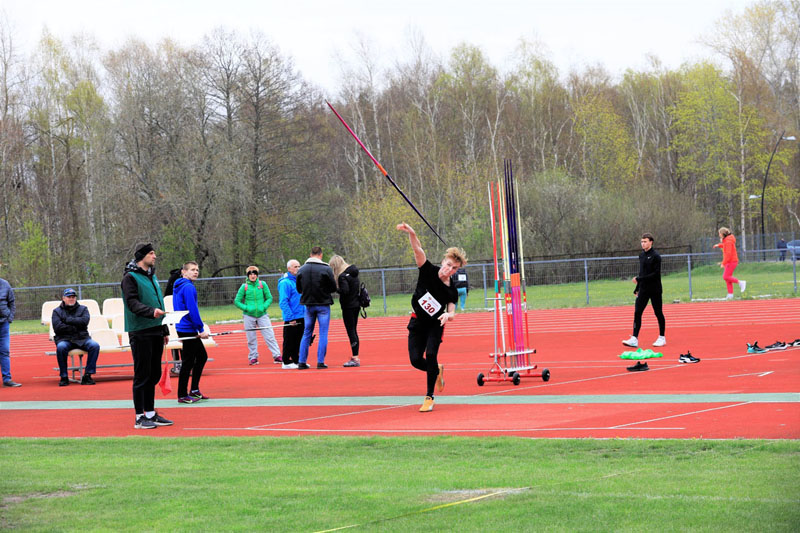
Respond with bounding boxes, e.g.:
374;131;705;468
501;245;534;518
1;438;797;531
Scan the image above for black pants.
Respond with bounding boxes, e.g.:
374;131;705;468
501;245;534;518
407;317;444;397
342;307;360;357
282;318;304;365
633;291;665;337
130;332;165;414
177;336;208;397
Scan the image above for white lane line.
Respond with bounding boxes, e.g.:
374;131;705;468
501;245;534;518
609;402;751;429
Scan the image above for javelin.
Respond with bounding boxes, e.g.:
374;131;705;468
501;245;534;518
326;101;447;245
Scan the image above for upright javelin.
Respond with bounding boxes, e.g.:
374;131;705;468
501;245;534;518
326;101;447;245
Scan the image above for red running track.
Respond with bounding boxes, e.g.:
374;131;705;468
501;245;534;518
1;299;798;438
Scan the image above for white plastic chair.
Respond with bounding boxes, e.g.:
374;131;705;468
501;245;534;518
102;298;124;319
90;329;123;351
41;301;61;325
88;315;111;332
163;295;174;312
78;299;102;317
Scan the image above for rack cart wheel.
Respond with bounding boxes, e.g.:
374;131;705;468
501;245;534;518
477;373;485;386
542;368;550;382
512;372;521;385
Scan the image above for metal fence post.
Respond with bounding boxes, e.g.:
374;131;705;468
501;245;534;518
381;269;387;315
584;259;589;305
687;254;693;300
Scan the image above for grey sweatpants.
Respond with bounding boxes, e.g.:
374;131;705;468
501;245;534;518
243;314;281;362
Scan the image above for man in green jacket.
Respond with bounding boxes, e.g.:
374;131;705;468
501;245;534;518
234;265;282;365
122;243;173;430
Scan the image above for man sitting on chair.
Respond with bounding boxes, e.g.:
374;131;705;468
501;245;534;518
52;288;100;386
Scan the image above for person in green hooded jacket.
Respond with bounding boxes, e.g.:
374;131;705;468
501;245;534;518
234;265;282;365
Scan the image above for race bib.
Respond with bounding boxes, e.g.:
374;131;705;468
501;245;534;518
417;292;442;316
457;274;467;282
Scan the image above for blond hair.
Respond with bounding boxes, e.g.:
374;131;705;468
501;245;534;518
444;247;467;267
328;255;350;288
718;227;731;238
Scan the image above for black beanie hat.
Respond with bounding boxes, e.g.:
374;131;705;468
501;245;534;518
134;243;154;261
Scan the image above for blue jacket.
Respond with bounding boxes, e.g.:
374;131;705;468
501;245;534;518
173;277;205;334
278;272;304;321
0;278;14;324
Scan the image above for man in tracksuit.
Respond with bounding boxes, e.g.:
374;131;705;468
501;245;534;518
622;233;666;371
295;247;337;369
122;243;174;429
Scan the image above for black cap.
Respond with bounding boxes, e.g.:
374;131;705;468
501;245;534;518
134;243;154;261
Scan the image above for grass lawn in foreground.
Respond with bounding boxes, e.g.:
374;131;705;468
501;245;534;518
1;438;798;531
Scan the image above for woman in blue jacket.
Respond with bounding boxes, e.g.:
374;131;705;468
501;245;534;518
173;261;210;403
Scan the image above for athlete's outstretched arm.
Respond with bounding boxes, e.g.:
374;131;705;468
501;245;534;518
397;223;426;267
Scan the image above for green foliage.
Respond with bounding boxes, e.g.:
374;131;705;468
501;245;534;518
9;220;51;286
156;220;197;272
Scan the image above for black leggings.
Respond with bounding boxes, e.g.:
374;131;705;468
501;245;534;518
130;333;164;414
407;317;444;397
633;291;665;337
177;336;208;398
342;307;360;357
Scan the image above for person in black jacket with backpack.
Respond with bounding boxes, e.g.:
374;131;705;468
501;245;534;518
330;255;361;367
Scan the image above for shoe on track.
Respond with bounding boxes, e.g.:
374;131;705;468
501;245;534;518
765;341;787;351
652;336;666;347
739;280;747;293
626;361;649;372
791;339;800;347
59;377;69;387
747;342;767;354
622;336;638;347
81;374;96;385
248;358;259;366
273;357;283;364
135;415;157;429
282;363;299;369
178;396;200;404
316;363;328;369
190;390;210;400
679;352;700;364
436;364;445;392
343;359;360;367
297;363;310;370
419;396;435;412
148;412;173;426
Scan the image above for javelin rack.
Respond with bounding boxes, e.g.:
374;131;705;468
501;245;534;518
477;160;550;386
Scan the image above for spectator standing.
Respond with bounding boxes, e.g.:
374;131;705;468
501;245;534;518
278;259;304;369
0;276;20;387
173;261;210;404
777;238;788;262
234;266;282;366
452;267;469;311
296;247;337;369
622;233;667;371
396;223;465;412
52;288;101;386
122;243;173;429
713;227;746;299
330;254;362;367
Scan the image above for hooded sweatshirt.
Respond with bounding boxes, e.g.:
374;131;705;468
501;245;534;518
337;265;361;310
121;260;167;335
173;277;205;335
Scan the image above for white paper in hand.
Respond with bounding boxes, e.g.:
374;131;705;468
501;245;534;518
161;310;189;325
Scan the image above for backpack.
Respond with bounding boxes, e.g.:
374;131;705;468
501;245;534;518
358;282;371;318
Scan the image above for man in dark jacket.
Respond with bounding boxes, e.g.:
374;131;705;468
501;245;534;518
52;288;101;386
0;276;20;387
622;233;666;372
295;246;337;369
122;243;173;429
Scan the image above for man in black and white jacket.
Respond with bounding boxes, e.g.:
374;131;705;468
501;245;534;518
295;246;337;369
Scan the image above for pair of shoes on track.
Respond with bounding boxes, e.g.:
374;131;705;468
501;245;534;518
622;336;666;348
747;340;799;353
679;351;700;364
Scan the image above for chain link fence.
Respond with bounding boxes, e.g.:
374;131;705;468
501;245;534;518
9;249;797;321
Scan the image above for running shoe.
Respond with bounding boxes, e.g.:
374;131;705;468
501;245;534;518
273;357;283;364
436;364;445;392
791;339;800;347
297;363;310;369
343;359;360;367
178;396;200;404
316;363;328;369
652;336;666;347
148;412;174;426
282;363;299;369
419;396;435;412
248;358;259;366
190;390;210;401
622;336;638;347
746;342;767;354
626;361;649;372
679;352;700;364
135;415;156;429
765;341;787;351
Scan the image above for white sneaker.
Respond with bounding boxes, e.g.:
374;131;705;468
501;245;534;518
622;336;638;347
282;363;298;369
739;280;746;293
726;293;734;300
653;336;666;347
